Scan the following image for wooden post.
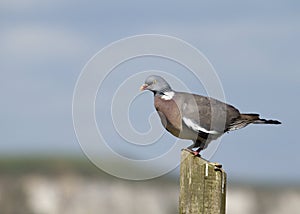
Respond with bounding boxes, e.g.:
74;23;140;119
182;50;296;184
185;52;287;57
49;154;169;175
179;150;227;214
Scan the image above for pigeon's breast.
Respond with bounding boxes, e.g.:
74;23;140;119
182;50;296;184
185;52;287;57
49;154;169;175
154;96;182;137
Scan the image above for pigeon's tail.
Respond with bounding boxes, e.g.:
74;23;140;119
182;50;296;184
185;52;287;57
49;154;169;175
241;113;281;125
227;113;281;132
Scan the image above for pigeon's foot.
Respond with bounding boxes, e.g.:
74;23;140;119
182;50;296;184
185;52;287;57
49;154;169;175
182;149;223;170
182;148;201;157
192;151;201;157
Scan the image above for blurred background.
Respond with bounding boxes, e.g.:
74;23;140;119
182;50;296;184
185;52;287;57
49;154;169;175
1;0;300;213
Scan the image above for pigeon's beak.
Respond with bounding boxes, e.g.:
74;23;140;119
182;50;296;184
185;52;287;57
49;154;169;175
140;84;148;91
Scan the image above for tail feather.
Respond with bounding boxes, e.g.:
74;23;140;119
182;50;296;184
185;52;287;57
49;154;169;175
240;113;260;121
227;113;281;132
252;118;281;124
240;113;281;124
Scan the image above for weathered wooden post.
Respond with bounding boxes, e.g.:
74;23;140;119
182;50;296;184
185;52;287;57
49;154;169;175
179;150;227;214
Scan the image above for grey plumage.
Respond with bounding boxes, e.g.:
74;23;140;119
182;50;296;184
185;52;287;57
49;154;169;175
140;75;281;155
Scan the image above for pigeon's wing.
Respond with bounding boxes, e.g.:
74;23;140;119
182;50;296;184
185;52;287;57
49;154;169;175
174;92;240;134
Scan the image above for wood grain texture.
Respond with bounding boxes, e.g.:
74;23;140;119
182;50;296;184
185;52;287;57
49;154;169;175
179;150;226;214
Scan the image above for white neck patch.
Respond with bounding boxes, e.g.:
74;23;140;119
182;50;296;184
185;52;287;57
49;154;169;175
161;91;175;100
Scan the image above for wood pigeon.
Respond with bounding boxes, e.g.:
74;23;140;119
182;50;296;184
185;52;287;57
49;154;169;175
140;75;281;156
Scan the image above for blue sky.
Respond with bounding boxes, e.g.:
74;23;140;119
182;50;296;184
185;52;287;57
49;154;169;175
1;0;300;182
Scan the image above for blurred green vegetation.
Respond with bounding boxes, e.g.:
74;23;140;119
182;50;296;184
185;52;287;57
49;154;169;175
0;155;105;176
0;156;177;183
2;156;299;188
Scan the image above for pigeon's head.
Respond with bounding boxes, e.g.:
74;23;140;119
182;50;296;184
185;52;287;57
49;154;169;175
140;75;172;94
